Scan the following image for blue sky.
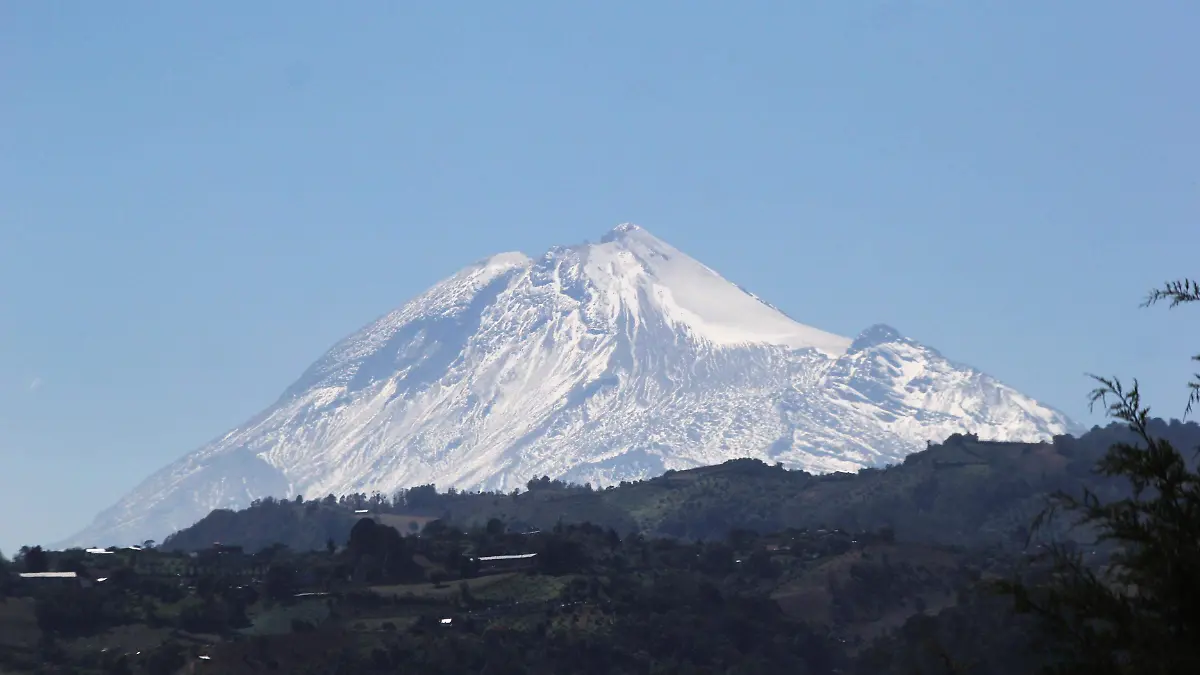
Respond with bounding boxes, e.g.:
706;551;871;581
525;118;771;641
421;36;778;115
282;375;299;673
1;1;1197;552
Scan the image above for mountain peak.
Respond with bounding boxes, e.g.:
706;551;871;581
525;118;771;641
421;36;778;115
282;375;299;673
600;222;645;243
62;226;1079;548
579;224;851;356
850;324;904;351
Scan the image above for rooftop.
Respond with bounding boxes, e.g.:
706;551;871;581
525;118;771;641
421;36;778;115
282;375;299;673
476;553;537;561
20;572;79;579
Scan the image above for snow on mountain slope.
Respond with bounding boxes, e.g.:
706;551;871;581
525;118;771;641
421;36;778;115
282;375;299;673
587;223;852;355
62;224;1081;547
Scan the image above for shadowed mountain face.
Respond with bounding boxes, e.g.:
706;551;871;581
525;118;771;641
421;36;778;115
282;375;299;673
64;224;1080;547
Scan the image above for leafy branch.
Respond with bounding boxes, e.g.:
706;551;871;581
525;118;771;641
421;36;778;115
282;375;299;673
1142;278;1200;414
996;277;1200;675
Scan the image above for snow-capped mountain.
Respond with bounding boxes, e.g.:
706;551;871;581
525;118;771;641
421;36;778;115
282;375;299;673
64;224;1080;547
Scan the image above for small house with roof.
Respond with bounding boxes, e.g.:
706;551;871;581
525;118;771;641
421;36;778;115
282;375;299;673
472;553;538;575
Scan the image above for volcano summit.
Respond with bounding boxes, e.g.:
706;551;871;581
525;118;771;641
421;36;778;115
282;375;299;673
65;224;1078;546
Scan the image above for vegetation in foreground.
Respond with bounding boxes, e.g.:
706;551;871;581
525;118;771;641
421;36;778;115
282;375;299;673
1;510;1068;674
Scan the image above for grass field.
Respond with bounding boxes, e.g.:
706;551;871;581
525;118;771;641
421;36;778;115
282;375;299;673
243;598;332;636
369;572;518;599
771;542;964;649
469;572;574;603
65;624;178;659
346;615;420;632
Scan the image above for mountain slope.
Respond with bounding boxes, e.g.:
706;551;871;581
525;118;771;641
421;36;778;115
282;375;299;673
64;224;1080;547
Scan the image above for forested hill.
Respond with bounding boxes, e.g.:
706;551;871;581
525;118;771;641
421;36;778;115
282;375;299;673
160;420;1200;554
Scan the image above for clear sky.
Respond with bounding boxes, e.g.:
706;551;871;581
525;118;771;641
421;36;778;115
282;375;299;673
2;1;1197;553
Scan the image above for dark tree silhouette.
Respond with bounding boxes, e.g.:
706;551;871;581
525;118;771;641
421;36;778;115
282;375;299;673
1144;278;1200;413
1000;277;1200;675
21;545;49;574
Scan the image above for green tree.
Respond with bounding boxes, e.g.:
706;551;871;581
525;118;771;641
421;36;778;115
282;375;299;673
20;545;49;573
1000;277;1200;674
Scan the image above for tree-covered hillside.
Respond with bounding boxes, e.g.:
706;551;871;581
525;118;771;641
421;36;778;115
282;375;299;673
160;420;1200;555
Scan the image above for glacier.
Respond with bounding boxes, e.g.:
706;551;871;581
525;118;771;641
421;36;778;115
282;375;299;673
62;224;1081;547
